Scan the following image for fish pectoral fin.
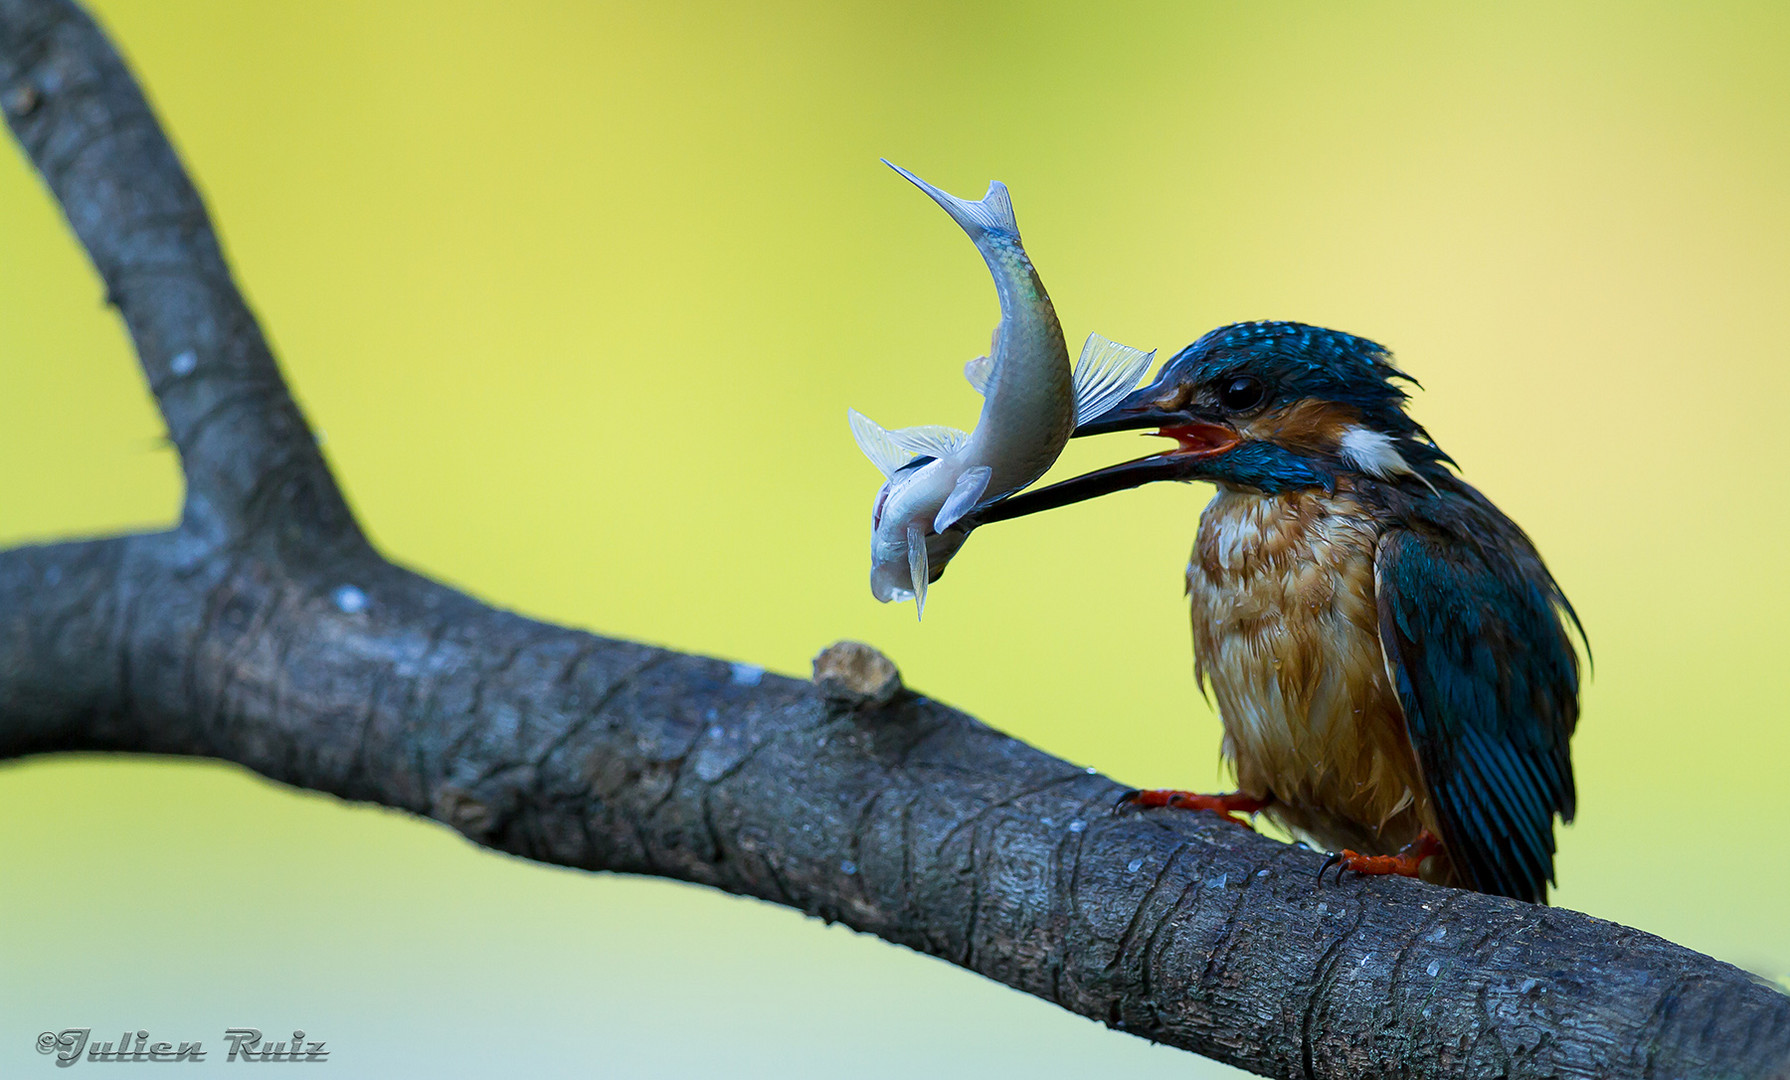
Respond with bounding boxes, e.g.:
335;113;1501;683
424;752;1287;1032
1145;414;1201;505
933;466;992;533
889;424;969;460
963;354;996;396
1072;333;1157;426
906;521;930;620
848;409;913;478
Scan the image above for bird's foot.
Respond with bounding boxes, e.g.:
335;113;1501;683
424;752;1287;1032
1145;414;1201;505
1317;831;1443;885
1114;789;1267;831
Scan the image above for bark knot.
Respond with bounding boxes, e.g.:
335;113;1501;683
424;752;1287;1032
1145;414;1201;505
433;784;498;842
812;640;903;708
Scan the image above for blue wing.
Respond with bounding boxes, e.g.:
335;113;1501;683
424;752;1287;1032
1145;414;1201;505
1374;526;1581;902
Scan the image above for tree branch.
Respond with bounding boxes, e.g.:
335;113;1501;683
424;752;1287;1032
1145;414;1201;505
1;2;1785;1076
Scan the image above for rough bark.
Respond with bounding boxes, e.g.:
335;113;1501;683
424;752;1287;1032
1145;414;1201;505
1;2;1785;1076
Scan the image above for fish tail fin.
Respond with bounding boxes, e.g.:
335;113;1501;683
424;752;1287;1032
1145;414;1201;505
882;159;1018;241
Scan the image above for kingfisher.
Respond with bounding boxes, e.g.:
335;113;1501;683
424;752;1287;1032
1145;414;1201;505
974;321;1584;903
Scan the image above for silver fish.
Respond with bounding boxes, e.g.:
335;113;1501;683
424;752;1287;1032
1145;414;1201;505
850;161;1155;617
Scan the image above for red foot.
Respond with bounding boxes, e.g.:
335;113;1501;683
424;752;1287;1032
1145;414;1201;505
1319;831;1443;884
1115;789;1268;831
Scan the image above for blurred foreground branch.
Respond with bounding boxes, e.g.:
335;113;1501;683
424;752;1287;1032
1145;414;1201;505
1;2;1786;1077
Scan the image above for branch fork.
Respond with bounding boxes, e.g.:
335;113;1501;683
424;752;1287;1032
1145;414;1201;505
1;3;1785;1076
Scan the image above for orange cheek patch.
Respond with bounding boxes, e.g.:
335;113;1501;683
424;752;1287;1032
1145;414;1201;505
1242;400;1362;454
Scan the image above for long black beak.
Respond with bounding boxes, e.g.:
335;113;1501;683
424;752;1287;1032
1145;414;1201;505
974;385;1237;526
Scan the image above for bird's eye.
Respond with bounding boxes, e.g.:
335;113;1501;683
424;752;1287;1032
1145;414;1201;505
1217;376;1265;413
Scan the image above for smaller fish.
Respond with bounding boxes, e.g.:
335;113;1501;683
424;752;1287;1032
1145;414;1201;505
850;161;1155;617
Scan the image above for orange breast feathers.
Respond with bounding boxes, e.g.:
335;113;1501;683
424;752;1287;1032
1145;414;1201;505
1187;484;1433;854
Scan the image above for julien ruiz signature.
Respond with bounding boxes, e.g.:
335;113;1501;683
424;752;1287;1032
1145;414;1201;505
36;1028;328;1066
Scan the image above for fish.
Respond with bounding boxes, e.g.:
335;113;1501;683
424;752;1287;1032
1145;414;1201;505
849;161;1156;617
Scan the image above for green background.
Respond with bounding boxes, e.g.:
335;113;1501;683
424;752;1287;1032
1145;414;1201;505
3;2;1787;1076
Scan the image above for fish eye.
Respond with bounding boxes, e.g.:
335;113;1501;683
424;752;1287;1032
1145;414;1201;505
1216;376;1265;413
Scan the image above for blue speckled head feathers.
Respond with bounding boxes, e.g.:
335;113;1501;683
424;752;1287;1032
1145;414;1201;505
1163;321;1441;456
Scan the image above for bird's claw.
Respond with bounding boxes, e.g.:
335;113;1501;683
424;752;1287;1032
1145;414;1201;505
1111;788;1260;829
1317;851;1347;885
1315;834;1442;888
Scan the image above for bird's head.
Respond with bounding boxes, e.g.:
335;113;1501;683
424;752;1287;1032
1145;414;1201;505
982;321;1452;520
